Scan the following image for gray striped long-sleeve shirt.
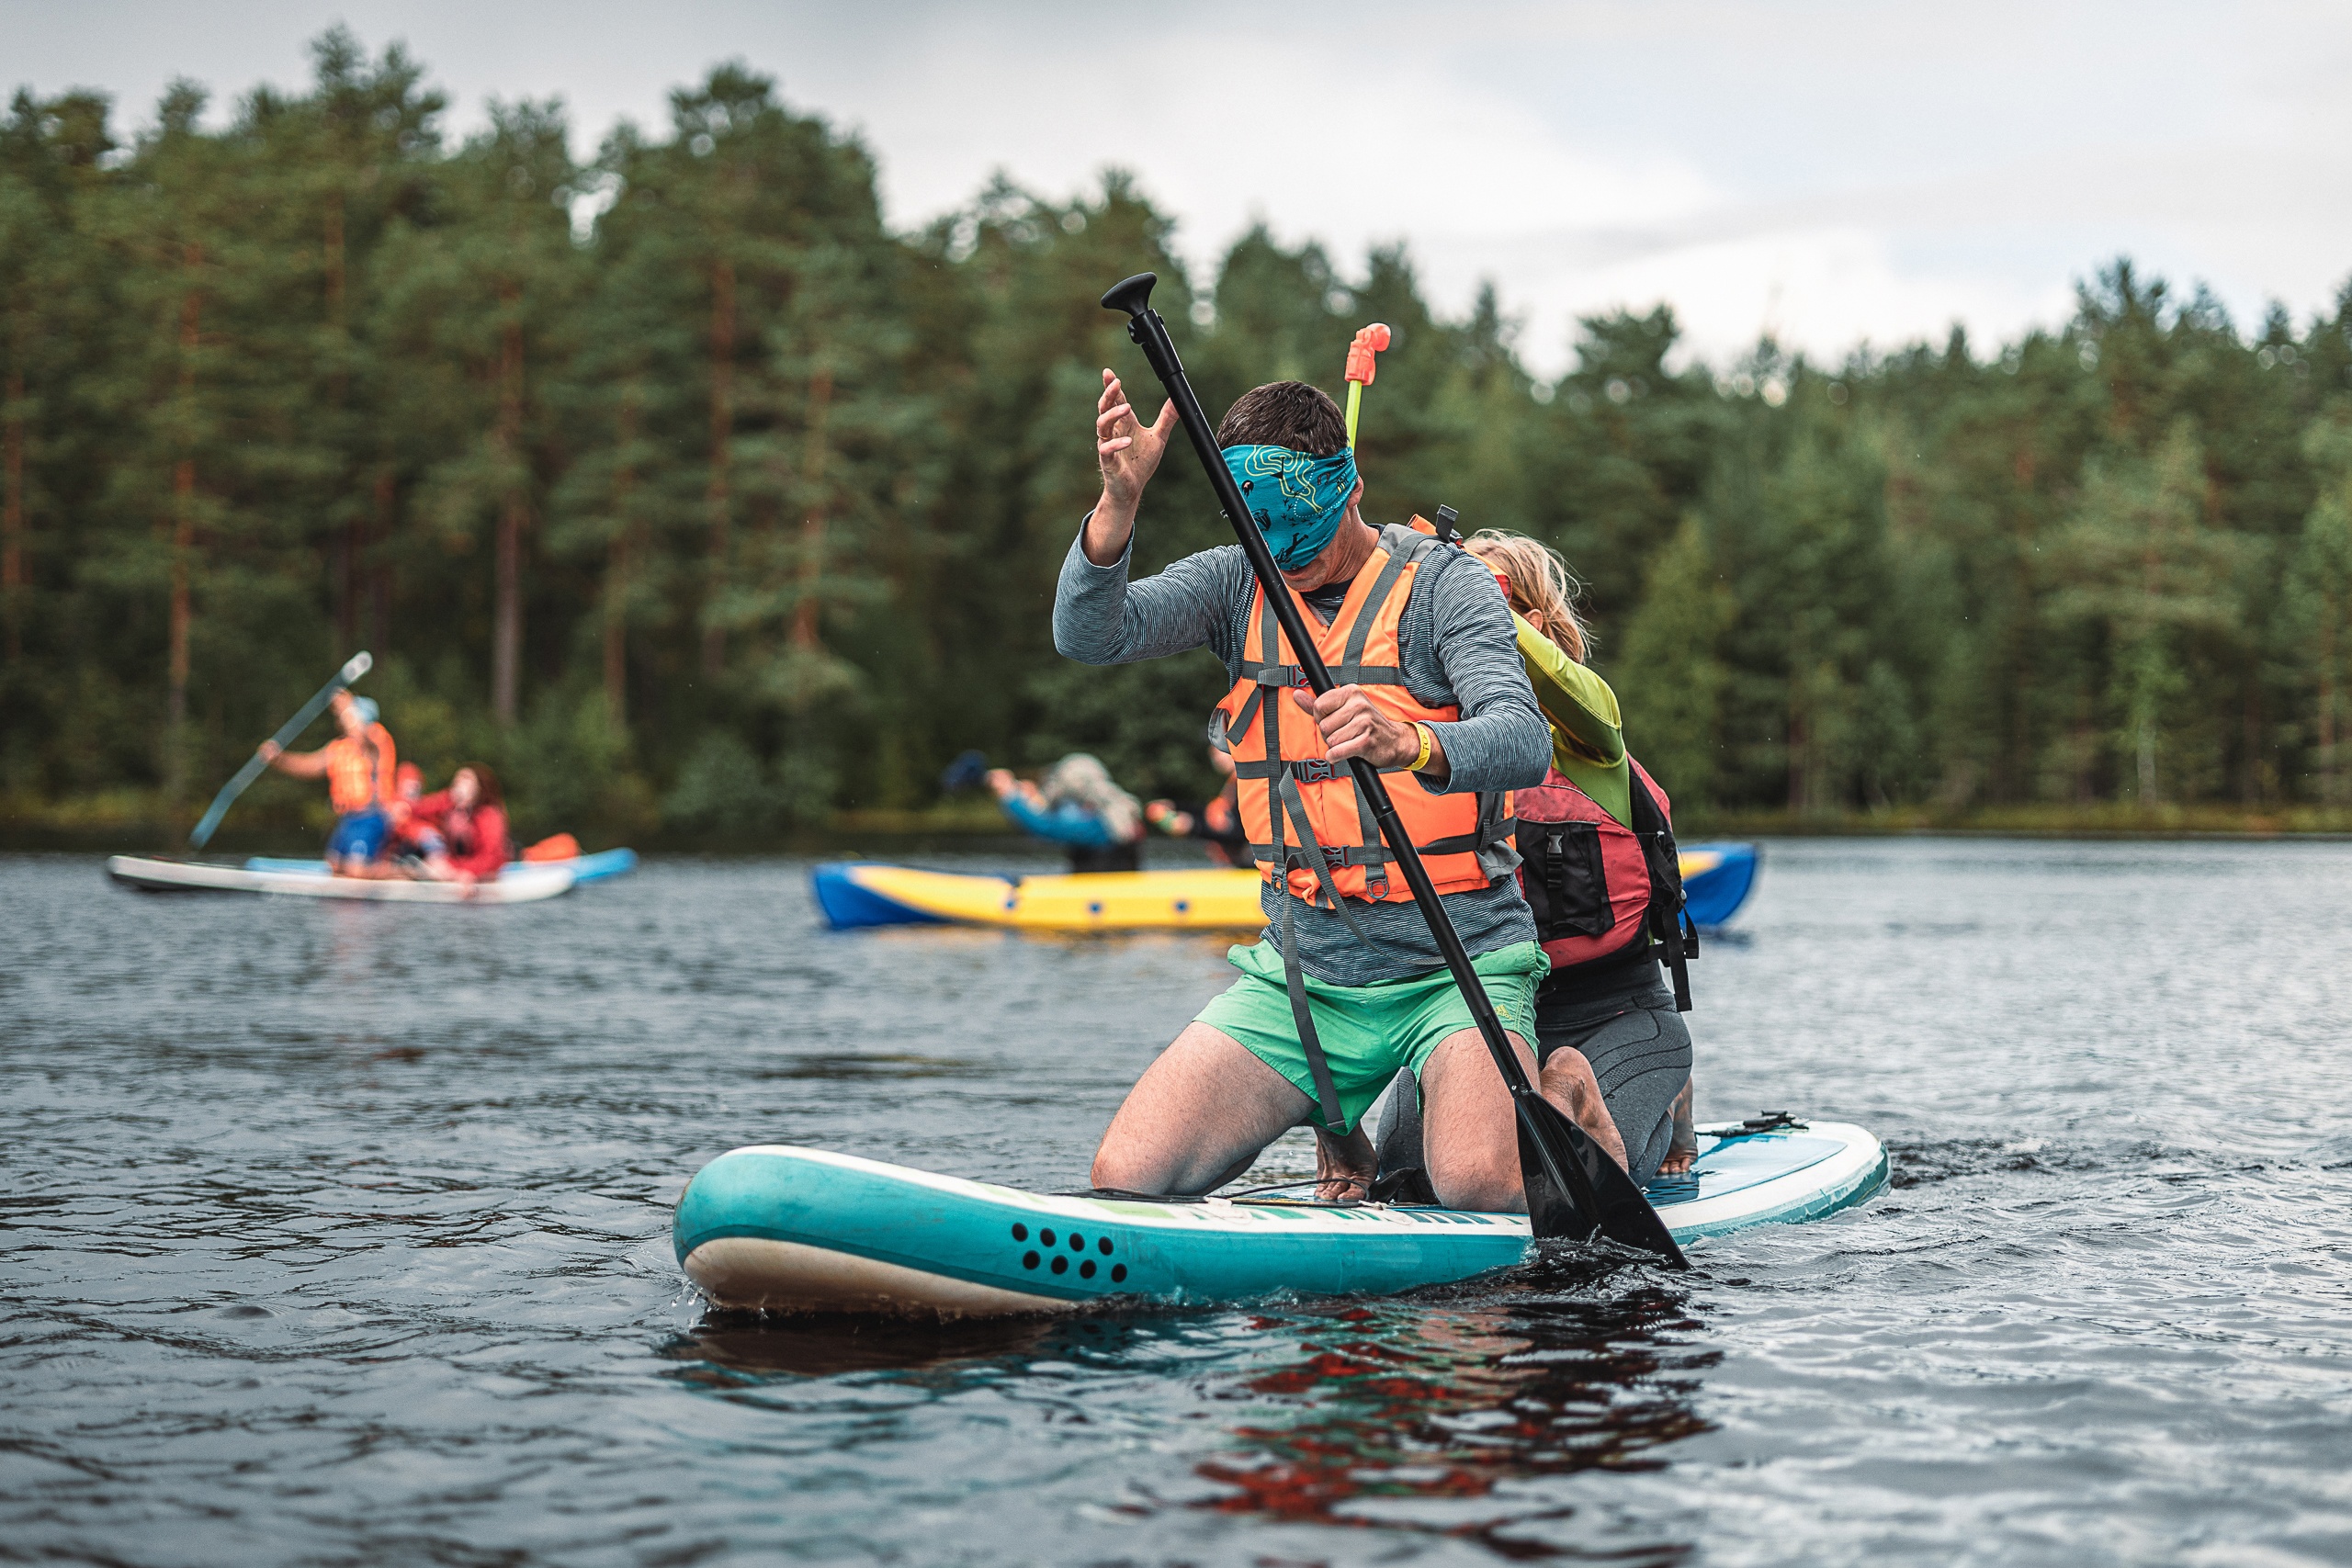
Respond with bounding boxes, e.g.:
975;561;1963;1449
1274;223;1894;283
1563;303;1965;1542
1053;522;1549;985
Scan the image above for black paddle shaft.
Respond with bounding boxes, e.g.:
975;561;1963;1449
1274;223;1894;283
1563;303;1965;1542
1100;273;1685;1265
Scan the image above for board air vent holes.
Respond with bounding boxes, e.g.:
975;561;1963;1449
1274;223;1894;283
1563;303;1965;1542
1012;1223;1122;1281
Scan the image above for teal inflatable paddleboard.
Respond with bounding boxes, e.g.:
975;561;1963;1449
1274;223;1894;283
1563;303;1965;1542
674;1119;1887;1317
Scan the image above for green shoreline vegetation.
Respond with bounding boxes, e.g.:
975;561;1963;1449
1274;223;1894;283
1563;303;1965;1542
6;30;2352;849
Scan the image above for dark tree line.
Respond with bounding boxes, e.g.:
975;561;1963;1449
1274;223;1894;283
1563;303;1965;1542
6;32;2352;839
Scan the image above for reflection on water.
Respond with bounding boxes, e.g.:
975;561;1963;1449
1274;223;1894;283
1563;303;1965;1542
1193;1283;1712;1559
665;1258;1713;1562
669;1312;1059;1380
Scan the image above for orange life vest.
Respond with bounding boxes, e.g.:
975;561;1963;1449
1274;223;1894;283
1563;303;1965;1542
1217;523;1514;909
325;724;396;816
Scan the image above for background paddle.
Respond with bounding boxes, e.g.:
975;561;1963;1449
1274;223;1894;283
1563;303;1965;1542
1100;273;1686;1265
187;651;372;851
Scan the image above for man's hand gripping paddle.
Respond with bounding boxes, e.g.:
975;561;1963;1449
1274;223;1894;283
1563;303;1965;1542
187;651;372;850
1100;272;1686;1266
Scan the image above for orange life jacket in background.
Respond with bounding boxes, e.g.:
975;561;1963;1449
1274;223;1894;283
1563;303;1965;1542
1217;523;1514;910
325;724;396;816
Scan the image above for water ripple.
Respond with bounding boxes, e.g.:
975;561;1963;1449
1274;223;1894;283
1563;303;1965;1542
7;840;2352;1564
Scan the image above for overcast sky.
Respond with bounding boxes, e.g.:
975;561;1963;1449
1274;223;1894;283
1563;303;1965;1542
8;0;2349;372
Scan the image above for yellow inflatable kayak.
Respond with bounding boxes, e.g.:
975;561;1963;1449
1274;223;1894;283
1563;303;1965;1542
813;845;1757;934
814;863;1264;931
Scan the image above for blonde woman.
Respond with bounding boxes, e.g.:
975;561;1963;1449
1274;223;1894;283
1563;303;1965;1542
985;753;1148;874
1462;529;1699;1181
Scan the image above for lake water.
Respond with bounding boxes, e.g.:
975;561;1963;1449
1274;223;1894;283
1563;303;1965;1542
7;839;2352;1566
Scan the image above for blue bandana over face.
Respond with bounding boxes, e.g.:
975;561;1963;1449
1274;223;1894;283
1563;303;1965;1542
1222;445;1358;571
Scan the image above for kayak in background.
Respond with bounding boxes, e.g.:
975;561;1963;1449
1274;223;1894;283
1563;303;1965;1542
813;843;1760;935
814;863;1262;932
676;1115;1884;1318
106;854;576;904
242;846;639;886
1678;841;1759;929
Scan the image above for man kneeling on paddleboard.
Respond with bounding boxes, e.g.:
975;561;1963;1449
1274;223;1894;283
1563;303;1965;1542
1059;374;1630;1210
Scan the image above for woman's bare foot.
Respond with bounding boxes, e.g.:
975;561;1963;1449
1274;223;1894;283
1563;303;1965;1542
1657;1081;1698;1175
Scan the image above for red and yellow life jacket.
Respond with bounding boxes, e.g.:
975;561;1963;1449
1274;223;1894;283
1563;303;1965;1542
1216;523;1514;908
1515;753;1698;1007
1514;757;1672;968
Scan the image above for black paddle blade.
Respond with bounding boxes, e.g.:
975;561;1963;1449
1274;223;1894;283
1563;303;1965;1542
1517;1092;1689;1268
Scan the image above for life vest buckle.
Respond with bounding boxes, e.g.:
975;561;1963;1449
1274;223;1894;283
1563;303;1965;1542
1291;758;1344;784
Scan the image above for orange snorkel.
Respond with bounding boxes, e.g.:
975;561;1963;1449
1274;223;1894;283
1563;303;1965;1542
1343;322;1391;448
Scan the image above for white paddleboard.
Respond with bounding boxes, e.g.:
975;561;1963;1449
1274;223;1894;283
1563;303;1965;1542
106;854;575;904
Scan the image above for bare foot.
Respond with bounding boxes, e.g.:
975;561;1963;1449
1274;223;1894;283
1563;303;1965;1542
1312;1125;1375;1202
1657;1081;1698;1175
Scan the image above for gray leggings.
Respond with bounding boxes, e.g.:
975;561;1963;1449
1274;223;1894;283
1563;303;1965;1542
1533;973;1693;1185
1364;969;1693;1201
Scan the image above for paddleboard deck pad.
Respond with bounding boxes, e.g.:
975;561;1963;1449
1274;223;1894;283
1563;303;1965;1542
675;1118;1884;1318
106;854;575;904
813;843;1760;935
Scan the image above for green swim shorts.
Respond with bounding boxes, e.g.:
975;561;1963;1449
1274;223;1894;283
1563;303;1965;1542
1194;939;1550;1134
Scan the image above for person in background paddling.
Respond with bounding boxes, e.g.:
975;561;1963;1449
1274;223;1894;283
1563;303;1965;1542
408;764;511;885
1061;372;1619;1212
1145;717;1246;866
258;690;396;875
986;753;1148;874
1464;530;1699;1180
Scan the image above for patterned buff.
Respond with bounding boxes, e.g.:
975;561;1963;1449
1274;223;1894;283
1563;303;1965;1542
1221;445;1360;570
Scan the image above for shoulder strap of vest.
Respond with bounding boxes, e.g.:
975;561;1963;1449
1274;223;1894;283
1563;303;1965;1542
1375;520;1449;565
1333;536;1415;689
1626;763;1698;1012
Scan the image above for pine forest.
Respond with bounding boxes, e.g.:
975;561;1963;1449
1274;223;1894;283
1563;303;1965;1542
8;33;2352;842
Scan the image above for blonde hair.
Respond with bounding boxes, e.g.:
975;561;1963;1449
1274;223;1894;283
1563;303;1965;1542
1464;529;1593;663
1038;752;1144;842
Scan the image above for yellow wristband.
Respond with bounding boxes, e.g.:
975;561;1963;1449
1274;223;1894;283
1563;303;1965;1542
1409;722;1435;773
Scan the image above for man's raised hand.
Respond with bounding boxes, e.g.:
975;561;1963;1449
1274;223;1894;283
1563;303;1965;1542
1095;368;1175;517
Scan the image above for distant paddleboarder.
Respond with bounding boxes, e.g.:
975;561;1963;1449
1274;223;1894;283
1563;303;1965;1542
257;690;396;875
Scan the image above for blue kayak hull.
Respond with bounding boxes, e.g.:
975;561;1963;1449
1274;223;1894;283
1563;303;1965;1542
1681;840;1759;929
675;1120;1885;1318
